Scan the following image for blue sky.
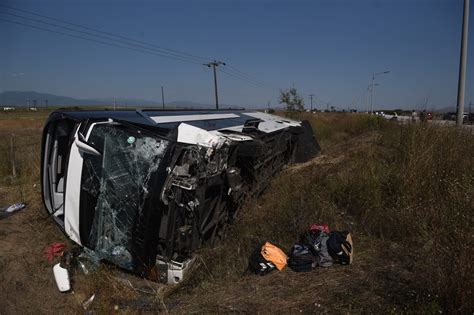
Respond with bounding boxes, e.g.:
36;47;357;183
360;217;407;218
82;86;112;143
1;0;473;110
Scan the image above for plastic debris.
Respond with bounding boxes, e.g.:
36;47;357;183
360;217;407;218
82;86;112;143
82;294;96;310
77;260;89;275
53;263;71;292
44;243;66;262
0;202;26;220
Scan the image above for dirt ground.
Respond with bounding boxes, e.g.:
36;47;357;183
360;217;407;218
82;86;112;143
0;111;438;313
0;112;81;313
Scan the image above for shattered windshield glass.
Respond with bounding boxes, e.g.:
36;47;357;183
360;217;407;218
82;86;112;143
79;123;169;270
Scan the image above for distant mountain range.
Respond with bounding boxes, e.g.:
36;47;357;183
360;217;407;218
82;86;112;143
0;91;234;109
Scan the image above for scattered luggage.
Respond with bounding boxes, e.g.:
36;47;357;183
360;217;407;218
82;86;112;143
302;229;333;267
248;225;353;276
309;223;330;234
327;231;353;265
287;243;316;272
261;242;288;271
248;246;276;275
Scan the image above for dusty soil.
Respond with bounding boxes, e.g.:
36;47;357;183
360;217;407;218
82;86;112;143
0;184;81;313
0;113;82;313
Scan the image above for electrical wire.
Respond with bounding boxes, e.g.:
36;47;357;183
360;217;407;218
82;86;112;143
0;3;210;63
1;4;279;93
0;18;203;65
0;10;208;64
225;64;266;86
218;68;265;88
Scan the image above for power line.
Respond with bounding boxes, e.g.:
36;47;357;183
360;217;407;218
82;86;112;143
225;64;266;85
1;4;279;102
0;11;206;65
219;69;263;88
0;3;210;63
1;10;274;88
0;18;203;65
2;16;276;102
219;68;265;88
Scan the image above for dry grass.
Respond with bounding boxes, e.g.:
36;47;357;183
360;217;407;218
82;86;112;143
167;113;473;313
0;110;472;313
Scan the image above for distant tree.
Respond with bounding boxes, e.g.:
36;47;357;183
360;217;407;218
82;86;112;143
279;87;304;111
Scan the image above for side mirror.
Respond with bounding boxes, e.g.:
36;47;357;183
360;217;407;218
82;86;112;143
75;132;101;156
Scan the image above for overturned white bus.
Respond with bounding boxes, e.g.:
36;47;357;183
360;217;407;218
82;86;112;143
41;109;319;283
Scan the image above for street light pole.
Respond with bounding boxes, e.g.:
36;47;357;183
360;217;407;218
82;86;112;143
367;83;379;113
370;70;390;114
456;0;470;126
204;60;226;110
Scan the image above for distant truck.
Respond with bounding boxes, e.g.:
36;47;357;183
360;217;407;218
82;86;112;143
41;110;319;283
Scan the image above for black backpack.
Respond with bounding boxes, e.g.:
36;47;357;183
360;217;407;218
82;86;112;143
327;231;353;265
287;243;316;272
248;246;276;275
301;230;333;267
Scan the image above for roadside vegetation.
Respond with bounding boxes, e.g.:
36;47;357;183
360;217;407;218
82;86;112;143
167;112;473;313
0;110;472;313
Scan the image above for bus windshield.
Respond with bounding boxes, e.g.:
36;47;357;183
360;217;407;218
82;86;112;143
79;123;169;269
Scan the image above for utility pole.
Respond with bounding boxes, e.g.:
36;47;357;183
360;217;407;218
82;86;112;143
161;86;165;109
204;60;226;109
457;0;470;126
365;85;370;113
370;82;375;113
113;99;117;111
309;94;314;111
370;70;390;114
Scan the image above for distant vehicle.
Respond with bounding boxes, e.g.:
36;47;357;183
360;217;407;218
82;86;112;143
443;112;467;122
443;112;456;120
41;110;319;283
468;113;474;124
3;107;15;111
383;112;398;121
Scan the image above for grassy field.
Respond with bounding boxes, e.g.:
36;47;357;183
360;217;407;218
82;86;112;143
0;110;472;313
166;112;473;313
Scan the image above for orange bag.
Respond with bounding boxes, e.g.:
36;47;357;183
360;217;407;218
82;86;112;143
261;242;288;271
